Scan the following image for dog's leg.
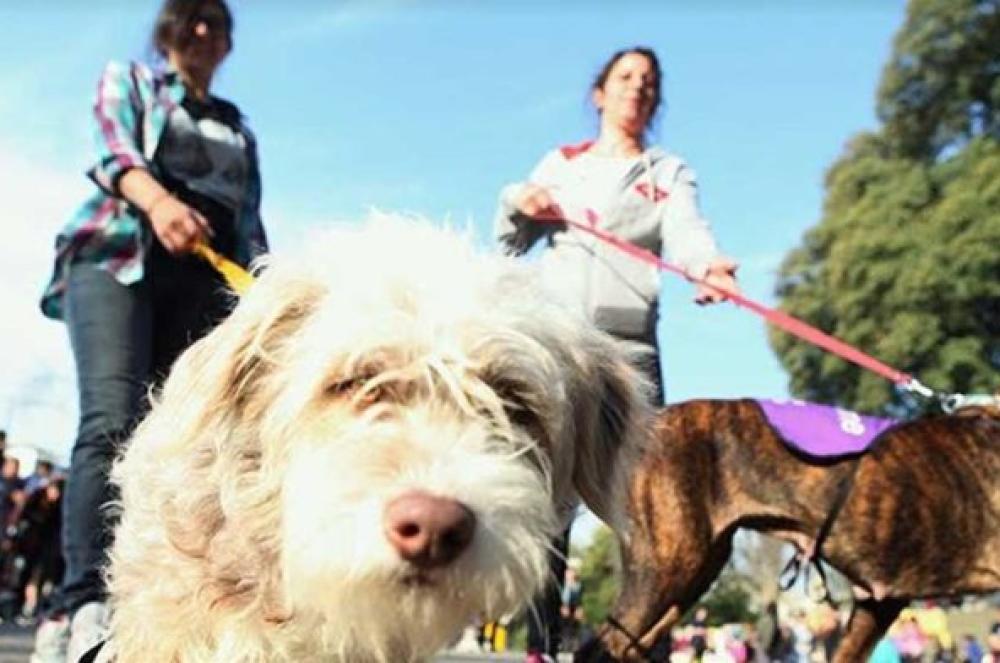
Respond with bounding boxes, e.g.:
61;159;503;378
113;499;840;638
832;597;905;663
576;527;734;662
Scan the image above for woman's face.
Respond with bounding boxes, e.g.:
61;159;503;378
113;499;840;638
593;52;658;136
168;4;231;80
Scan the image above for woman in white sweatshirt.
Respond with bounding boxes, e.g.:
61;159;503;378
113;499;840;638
495;46;739;406
497;47;740;662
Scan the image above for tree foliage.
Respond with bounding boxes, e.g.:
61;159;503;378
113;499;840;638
695;562;759;626
878;0;1000;158
574;527;759;627
576;526;621;626
773;0;1000;414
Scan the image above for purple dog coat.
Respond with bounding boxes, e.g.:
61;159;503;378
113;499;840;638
756;399;900;458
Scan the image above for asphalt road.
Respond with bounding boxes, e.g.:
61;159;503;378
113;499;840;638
0;623;557;662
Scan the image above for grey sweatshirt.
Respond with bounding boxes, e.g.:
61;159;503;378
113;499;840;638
494;144;723;344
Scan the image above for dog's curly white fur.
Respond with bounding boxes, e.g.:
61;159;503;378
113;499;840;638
105;216;649;662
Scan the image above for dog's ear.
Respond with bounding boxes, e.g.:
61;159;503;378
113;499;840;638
568;336;652;525
110;267;327;624
155;269;326;434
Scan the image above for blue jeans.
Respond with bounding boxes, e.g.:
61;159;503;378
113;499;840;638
56;257;230;614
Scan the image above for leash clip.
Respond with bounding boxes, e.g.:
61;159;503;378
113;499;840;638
940;393;965;414
901;378;935;400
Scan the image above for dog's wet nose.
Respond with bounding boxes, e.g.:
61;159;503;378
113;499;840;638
384;491;476;568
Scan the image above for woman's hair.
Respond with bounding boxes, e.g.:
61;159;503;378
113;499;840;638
152;0;234;57
591;46;663;130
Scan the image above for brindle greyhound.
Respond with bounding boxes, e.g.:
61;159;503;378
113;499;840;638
576;398;1000;662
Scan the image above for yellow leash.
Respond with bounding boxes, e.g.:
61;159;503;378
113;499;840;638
192;242;254;295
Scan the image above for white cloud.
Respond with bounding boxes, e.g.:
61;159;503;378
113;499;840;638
0;144;87;464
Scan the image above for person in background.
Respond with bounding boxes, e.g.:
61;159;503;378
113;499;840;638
870;637;903;663
986;610;1000;662
806;601;841;662
23;461;55;497
891;610;927;663
495;46;739;662
689;606;710;661
0;457;25;622
559;557;586;652
12;475;65;624
0;457;23;530
960;633;984;663
916;601;954;662
786;608;813;663
32;1;267;660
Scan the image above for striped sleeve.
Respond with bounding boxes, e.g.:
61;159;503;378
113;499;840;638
88;61;147;196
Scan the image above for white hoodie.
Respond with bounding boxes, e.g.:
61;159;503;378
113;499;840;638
494;142;723;344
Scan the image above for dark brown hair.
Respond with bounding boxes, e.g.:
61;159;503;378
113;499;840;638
591;46;663;130
152;0;234;57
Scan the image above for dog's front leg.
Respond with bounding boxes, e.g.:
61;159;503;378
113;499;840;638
833;597;906;663
576;478;731;661
576;538;731;661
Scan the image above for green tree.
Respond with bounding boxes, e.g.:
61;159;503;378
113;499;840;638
576;526;621;626
574;527;761;627
878;0;1000;158
695;563;759;626
773;0;1000;414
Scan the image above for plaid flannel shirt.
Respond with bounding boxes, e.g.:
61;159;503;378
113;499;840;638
40;60;267;320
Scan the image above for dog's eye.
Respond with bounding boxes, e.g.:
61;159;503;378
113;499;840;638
326;376;387;408
505;399;538;429
492;383;537;428
327;377;366;397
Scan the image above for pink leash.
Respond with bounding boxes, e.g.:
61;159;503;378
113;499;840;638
536;204;937;400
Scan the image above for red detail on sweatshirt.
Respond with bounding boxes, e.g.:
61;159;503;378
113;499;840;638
635;182;669;202
559;140;595;159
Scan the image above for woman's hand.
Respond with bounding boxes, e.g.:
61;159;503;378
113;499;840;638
119;167;212;255
147;194;213;255
514;183;563;220
695;257;740;305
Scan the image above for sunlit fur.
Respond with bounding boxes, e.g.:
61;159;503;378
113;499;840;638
104;216;650;662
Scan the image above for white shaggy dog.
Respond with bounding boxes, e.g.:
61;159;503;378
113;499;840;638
104;217;649;662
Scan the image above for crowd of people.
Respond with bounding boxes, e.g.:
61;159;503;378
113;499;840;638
456;593;1000;662
0;437;66;627
869;603;1000;663
666;601;1000;663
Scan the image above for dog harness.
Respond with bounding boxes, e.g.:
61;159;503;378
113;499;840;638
756;399;900;604
756;399;899;458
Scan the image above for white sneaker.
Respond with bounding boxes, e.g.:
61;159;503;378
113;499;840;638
29;615;70;663
67;602;111;663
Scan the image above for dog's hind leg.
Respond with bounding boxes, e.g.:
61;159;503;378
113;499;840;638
832;597;905;663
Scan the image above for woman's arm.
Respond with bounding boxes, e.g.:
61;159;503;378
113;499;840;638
493;150;565;256
87;62;150;197
87;62;211;254
660;163;740;303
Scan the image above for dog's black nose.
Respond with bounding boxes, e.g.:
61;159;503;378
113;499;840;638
384;491;476;568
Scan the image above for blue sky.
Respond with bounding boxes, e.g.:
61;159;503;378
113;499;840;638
0;1;907;480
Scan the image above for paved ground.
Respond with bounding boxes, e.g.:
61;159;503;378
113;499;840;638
0;624;31;663
0;623;558;662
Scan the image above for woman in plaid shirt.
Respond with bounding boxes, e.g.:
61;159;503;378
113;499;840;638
34;1;267;660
